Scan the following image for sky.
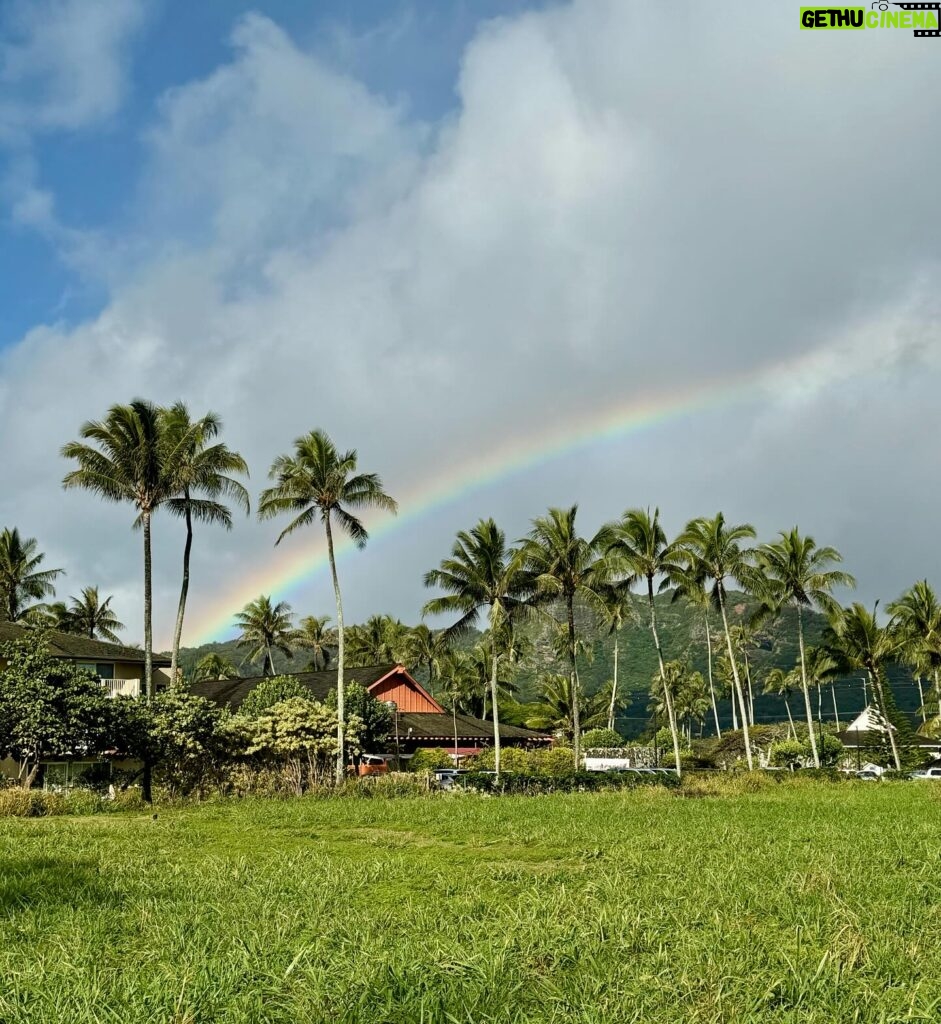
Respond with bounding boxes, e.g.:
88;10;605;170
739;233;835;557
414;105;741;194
0;0;939;649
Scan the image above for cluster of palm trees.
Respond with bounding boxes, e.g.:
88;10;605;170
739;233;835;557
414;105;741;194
0;527;125;641
421;507;939;776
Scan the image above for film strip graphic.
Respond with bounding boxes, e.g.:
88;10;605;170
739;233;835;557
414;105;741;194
892;2;941;36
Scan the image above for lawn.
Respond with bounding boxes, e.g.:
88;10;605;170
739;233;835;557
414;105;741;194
2;783;940;1023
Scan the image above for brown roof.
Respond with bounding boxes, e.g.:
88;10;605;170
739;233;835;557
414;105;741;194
398;711;549;743
0;621;170;666
190;664;401;710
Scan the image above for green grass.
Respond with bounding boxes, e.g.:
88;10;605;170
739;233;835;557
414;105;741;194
2;784;941;1023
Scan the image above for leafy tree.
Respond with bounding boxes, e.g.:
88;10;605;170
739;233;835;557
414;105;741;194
523;505;609;769
0;633;113;786
192;653;240;682
62;399;174;703
146;685;231;796
294;614;337;670
403;624;447;689
423;518;532;775
235;596;296;676
581;727;624;749
763;667;798;739
824;603;906;770
753;528;855;768
162;403;250;683
239;675;311;718
346;614;408;666
325;681;392;755
676;513;758;769
600;508;684;775
0;527;63;623
243;698;363;793
22;600;72;631
66;586;124;641
524;672;607;740
258;429;397;783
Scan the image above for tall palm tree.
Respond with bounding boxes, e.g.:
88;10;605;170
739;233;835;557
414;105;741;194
753;528;855;768
677;513;757;770
62;399;173;700
346;615;408;666
888;581;941;726
193;652;240;682
295;614;337;670
258;430;397;782
825;603;904;770
672;562;721;737
404;623;447;689
597;585;636;733
235;595;296;676
0;527;63;622
162;403;250;683
525;672;608;739
522;506;610;769
423;518;532;775
600;508;684;775
67;586;124;641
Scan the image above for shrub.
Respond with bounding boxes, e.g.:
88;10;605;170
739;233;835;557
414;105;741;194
769;739;806;768
0;788;68;817
581;728;623;750
532;746;577;778
349;774;432;798
408;748;453;772
471;747;532;773
65;789;104;815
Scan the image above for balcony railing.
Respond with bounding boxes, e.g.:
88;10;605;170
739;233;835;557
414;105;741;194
101;678;140;699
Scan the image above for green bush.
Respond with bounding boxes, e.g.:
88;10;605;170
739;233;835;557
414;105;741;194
471;747;532;773
769;739;806;768
65;789;104;815
581;729;624;750
408;748;453;772
0;788;68;817
532;747;577;778
463;770;678;795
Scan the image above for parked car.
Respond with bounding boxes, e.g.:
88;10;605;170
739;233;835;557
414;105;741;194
910;767;941;780
433;768;468;790
855;769;882;782
357;754;390;777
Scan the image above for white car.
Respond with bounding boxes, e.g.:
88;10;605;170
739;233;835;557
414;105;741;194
910;766;941;780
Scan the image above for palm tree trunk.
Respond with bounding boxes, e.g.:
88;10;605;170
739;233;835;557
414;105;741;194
718;588;753;770
743;651;755;727
831;685;841;729
568;596;581;769
917;677;926;723
706;618;721;738
870;668;901;771
607;635;619;733
170;502;193;685
784;697;796;740
265;643;274;676
325;514;346;785
142;509;154;805
796;605;820;768
648;578;682;777
490;621;501;776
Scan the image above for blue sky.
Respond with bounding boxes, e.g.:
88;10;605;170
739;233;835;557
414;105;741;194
0;0;548;348
1;0;940;646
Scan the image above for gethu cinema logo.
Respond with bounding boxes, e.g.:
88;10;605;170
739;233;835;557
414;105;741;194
800;3;941;34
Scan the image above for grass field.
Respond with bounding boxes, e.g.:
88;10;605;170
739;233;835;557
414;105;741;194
2;783;941;1023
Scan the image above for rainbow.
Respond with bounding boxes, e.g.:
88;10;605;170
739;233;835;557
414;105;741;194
187;350;825;645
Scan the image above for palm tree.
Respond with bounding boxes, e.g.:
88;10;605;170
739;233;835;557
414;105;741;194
763;667;798;739
753;528;855;768
23;600;72;630
258;430;397;782
162;403;250;683
193;652;240;682
677;513;757;770
522;506;609;769
525;673;608;739
825;603;904;770
62;399;173;700
600;508;684;775
67;586;124;641
235;595;296;676
672;562;721;737
423;518;532;775
888;581;941;726
404;623;447;689
295;614;337;670
674;667;710;744
0;527;63;622
597;585;636;733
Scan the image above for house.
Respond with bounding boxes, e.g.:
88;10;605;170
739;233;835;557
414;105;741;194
0;621;171;696
837;705;941;764
190;663;550;757
0;622;172;785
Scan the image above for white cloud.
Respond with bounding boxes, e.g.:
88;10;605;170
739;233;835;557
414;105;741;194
2;1;941;648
